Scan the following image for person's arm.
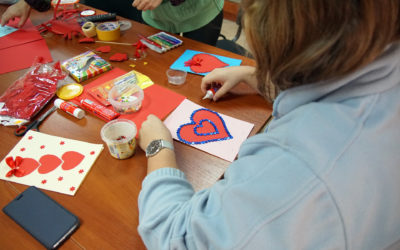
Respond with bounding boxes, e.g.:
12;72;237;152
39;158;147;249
1;0;51;27
201;66;259;101
131;0;163;11
138;114;177;174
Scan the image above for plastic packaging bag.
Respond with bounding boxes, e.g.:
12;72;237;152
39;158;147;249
0;58;67;126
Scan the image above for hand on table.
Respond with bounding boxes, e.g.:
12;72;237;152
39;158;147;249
132;0;163;11
1;0;31;28
201;66;257;101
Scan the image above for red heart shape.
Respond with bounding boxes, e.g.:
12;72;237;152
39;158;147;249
38;155;62;174
61;151;85;170
14;158;40;177
96;46;111;53
188;53;228;73
177;109;233;144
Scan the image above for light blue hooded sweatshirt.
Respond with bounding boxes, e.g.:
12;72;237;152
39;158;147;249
138;43;400;249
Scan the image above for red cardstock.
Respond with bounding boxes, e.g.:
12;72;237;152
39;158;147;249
0;39;53;74
72;68;186;131
0;18;43;50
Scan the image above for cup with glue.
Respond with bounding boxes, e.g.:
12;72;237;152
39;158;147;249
108;83;144;114
101;119;137;159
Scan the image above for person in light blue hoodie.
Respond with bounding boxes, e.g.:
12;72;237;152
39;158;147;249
137;0;400;249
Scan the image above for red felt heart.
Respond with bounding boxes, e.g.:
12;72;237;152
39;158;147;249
79;37;95;43
177;109;233;144
14;158;40;177
187;53;228;73
96;45;111;53
109;53;128;62
38;155;62;174
61;151;85;170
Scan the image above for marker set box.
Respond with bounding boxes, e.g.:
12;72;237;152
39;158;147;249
143;32;183;53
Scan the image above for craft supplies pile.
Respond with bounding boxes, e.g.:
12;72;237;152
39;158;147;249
0;3;248;196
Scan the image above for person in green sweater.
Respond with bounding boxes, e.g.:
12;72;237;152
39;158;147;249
132;0;224;46
1;0;51;27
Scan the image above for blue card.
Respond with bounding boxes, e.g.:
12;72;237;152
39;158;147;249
170;49;242;76
0;25;18;38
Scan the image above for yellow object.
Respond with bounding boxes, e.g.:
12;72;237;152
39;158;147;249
129;64;136;68
82;22;97;38
96;22;120;41
143;62;148;65
56;83;83;100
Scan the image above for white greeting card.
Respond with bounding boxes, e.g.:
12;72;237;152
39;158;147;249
0;131;103;195
164;99;254;162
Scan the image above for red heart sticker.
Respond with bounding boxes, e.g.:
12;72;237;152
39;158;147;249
38;155;62;174
177;109;233;144
14;158;40;177
61;151;85;170
185;53;228;73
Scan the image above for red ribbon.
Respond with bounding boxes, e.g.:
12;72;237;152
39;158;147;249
184;57;203;67
5;156;24;177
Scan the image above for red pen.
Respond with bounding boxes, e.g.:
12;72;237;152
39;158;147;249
137;34;163;49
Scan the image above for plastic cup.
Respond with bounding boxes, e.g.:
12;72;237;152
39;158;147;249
166;69;187;85
100;119;137;159
108;83;144;114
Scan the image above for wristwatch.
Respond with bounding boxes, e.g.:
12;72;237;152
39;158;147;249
145;139;174;158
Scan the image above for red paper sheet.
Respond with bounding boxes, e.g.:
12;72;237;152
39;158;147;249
0;39;53;74
72;68;186;131
0;18;43;50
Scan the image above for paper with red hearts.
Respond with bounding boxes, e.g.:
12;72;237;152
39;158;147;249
0;131;103;196
169;49;242;76
164;99;254;162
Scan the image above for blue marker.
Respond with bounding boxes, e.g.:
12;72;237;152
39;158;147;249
158;32;182;45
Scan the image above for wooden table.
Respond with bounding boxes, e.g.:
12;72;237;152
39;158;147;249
0;4;272;249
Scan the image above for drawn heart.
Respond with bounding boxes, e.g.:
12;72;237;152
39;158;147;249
14;158;40;177
187;53;229;73
38;155;62;174
61;151;85;170
177;108;233;144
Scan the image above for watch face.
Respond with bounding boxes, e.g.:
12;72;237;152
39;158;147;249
147;140;161;156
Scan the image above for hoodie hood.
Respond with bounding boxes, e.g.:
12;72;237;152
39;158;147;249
272;42;400;118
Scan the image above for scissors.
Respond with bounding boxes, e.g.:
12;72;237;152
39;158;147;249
14;106;57;137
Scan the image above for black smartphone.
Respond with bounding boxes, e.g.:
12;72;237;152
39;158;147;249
3;186;80;249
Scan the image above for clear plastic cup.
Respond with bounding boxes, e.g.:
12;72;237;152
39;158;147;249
108;83;144;114
166;69;187;85
100;119;137;159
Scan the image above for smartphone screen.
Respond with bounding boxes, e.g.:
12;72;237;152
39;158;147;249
3;186;80;249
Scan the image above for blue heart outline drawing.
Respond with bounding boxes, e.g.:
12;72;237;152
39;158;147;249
177;108;233;145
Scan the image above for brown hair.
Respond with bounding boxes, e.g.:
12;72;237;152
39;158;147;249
241;0;400;101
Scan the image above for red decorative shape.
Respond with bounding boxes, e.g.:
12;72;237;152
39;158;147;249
28;136;33;140
20;148;25;152
58;176;63;181
79;169;84;174
13;157;40;177
79;37;95;43
42;179;47;184
38;155;62;174
60;141;65;145
185;53;228;73
96;46;111;53
40;145;45;149
178;109;232;144
90;151;95;155
70;186;76;191
109;53;128;62
61;151;85;170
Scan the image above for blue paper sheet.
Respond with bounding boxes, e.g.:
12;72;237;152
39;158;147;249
170;49;242;76
0;25;17;38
